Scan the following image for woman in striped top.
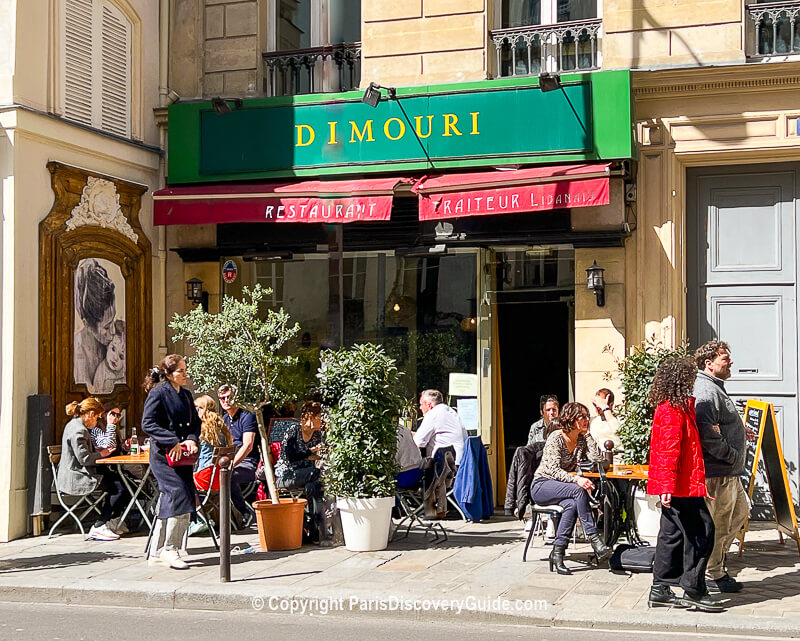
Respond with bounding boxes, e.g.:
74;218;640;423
531;402;612;574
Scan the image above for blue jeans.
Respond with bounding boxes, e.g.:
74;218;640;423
530;477;598;546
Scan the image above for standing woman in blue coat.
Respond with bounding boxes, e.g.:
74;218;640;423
142;354;199;569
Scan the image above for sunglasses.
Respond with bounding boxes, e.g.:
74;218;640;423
108;411;121;418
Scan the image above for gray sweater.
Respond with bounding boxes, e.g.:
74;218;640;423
693;371;746;478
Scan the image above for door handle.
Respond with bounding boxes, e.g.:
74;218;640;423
738;368;758;373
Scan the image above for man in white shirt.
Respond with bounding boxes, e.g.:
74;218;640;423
589;388;622;462
414;389;468;465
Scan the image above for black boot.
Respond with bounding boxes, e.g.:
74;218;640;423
549;544;571;575
588;533;612;561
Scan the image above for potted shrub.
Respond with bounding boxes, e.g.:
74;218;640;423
171;284;306;550
605;337;692;537
317;343;402;551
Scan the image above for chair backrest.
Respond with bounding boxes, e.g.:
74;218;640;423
47;445;62;466
210;445;236;466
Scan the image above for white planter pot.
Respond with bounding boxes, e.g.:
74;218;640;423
336;496;395;551
633;490;662;538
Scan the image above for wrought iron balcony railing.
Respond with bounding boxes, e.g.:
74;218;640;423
262;42;361;97
490;19;602;77
747;1;800;56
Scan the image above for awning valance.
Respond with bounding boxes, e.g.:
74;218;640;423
153;177;409;225
413;163;612;221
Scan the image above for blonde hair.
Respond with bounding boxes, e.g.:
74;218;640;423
65;397;105;418
196;395;232;447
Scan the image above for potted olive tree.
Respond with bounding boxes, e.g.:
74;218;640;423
606;337;692;537
171;285;306;550
317;343;402;551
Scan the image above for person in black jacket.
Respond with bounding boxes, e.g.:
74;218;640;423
504;442;543;518
142;354;200;570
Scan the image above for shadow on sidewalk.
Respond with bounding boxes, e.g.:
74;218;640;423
721;567;800;607
0;552;136;574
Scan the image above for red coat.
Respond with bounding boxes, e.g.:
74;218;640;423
647;398;708;498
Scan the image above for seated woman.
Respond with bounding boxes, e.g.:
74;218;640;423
530;402;612;574
88;403;128;535
274;400;327;542
192;395;233;492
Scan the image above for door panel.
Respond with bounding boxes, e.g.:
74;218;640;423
689;165;799;511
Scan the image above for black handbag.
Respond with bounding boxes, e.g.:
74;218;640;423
609;544;656;573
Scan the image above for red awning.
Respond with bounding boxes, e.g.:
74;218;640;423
153;177;409;225
413;163;612;221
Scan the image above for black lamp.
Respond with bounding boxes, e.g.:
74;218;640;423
538;72;561;93
361;82;397;107
186;277;208;311
586;261;605;307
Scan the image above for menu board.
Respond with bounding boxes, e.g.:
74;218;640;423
743;400;800;555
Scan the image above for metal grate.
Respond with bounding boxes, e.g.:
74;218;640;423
490;19;602;77
262;42;361;97
747;1;800;56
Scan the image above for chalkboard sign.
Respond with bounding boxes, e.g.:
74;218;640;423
268;417;299;445
742;400;800;555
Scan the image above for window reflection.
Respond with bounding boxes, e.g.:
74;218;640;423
248;252;477;401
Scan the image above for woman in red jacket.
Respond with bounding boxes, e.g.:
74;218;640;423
647;358;722;612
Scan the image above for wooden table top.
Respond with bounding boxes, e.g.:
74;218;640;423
582;464;648;480
96;452;150;465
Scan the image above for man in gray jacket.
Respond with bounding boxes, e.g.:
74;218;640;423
693;340;756;594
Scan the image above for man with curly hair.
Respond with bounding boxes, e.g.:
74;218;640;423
693;340;756;594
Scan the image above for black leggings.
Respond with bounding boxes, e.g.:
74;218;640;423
94;468;127;527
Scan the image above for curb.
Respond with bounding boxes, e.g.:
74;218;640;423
1;581;799;637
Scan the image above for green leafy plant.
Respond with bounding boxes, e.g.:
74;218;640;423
605;337;692;465
317;343;403;498
170;284;300;502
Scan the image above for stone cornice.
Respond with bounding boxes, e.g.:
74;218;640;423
632;62;800;99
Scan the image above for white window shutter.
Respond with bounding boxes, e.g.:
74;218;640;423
63;0;94;126
100;1;131;137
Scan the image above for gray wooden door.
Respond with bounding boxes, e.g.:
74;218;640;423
688;165;799;510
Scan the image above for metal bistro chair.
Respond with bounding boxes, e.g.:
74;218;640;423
47;445;108;538
522;503;564;561
196;445;236;539
393;483;448;543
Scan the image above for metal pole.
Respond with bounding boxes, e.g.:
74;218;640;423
219;455;232;583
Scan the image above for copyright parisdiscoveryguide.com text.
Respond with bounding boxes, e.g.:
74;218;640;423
251;595;548;616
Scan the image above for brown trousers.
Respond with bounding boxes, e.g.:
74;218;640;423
704;476;749;579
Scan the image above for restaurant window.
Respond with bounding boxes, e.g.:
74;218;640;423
492;0;601;76
264;0;362;96
233;251;478;404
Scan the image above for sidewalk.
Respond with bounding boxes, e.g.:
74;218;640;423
1;517;799;637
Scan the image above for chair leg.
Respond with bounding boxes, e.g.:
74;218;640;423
522;517;538;562
197;509;220;551
49;492;89;538
144;500;161;555
446;492;467;521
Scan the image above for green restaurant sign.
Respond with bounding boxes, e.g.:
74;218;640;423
167;70;633;184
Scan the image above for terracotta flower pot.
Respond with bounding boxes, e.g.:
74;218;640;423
253;498;307;551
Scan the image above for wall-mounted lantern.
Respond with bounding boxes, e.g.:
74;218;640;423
186;277;209;312
585;261;605;307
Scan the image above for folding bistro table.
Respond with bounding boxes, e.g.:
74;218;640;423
96;452;155;530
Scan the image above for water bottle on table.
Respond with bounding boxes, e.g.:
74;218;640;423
130;426;140;455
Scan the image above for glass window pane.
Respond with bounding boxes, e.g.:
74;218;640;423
329;0;360;44
557;0;596;22
278;0;312;50
503;0;540;27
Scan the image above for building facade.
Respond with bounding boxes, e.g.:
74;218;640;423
3;0;799;540
0;0;164;542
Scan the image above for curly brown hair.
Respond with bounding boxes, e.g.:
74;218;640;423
694;340;730;371
558;402;590;433
649;358;697;411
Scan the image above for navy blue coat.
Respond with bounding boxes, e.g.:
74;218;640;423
142;382;200;519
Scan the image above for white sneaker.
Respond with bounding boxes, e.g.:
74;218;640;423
147;555;167;567
88;524;120;541
159;549;189;570
523;518;533;532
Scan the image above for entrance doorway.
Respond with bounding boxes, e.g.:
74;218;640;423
494;248;575;477
687;164;800;512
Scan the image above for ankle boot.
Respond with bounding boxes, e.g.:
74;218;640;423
588;533;612;561
549;544;571;575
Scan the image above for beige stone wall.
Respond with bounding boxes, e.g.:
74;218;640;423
574;248;625;408
630;63;800;352
362;0;488;87
171;0;262;100
603;0;745;69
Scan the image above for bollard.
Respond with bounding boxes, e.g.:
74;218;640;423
219;455;232;583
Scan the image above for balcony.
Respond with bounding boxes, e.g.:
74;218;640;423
747;1;800;56
490;19;602;78
262;42;361;97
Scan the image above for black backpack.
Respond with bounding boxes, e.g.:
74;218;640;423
609;544;656;573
